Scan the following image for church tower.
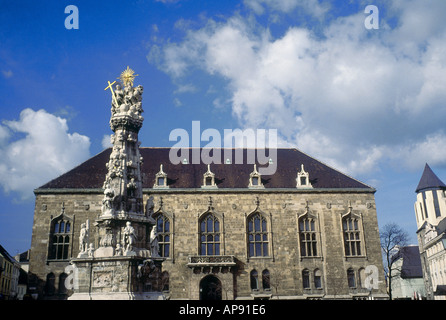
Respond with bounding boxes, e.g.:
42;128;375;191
414;163;446;229
414;163;446;300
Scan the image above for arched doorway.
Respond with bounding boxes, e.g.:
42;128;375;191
200;275;222;300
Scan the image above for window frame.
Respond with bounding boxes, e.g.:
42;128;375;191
298;216;318;257
48;212;73;261
199;213;221;256
342;215;363;257
247;212;270;258
154;211;171;258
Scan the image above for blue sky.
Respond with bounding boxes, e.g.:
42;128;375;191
1;0;446;255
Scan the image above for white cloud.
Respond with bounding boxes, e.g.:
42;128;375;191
392;132;446;171
0;108;91;200
150;1;446;176
244;0;330;18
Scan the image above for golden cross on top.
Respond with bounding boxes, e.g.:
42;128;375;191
104;80;118;106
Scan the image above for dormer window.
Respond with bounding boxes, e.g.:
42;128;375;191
202;164;217;189
249;164;264;189
297;164;312;189
154;164;169;189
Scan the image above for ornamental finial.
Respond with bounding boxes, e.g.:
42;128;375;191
118;66;139;87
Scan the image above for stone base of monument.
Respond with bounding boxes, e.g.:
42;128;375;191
68;255;165;300
69;292;166;300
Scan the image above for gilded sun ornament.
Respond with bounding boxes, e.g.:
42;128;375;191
118;66;139;87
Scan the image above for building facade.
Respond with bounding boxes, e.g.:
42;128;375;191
414;164;446;300
28;71;387;299
390;245;426;300
0;245;21;299
28;147;388;300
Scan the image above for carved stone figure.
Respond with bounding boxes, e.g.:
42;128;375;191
150;226;160;258
88;243;95;257
122;221;137;253
102;185;115;216
79;223;88;253
114;243;123;256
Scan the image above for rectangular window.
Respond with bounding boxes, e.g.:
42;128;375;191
200;214;220;256
433;190;441;218
247;213;269;257
343;217;361;257
299;218;317;257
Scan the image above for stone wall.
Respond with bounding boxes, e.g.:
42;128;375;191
143;190;387;300
28;191;102;298
28;188;387;299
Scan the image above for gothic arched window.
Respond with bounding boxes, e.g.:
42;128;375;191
49;216;72;260
302;269;310;289
45;273;55;296
59;273;68;294
262;269;270;290
247;213;269;257
250;270;259;290
343;216;362;256
155;213;171;258
314;269;322;289
347;268;356;288
299;216;317;257
200;213;220;256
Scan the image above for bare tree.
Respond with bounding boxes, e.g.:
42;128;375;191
268;268;286;299
380;223;409;300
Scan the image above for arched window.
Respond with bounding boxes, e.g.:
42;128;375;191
314;269;322;289
299;216;317;257
347;268;356;288
59;273;68;294
49;216;71;260
302;269;310;289
262;269;270;290
155;213;171;258
200;214;220;256
45;273;55;296
250;270;259;290
247;213;269;257
343;216;362;256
